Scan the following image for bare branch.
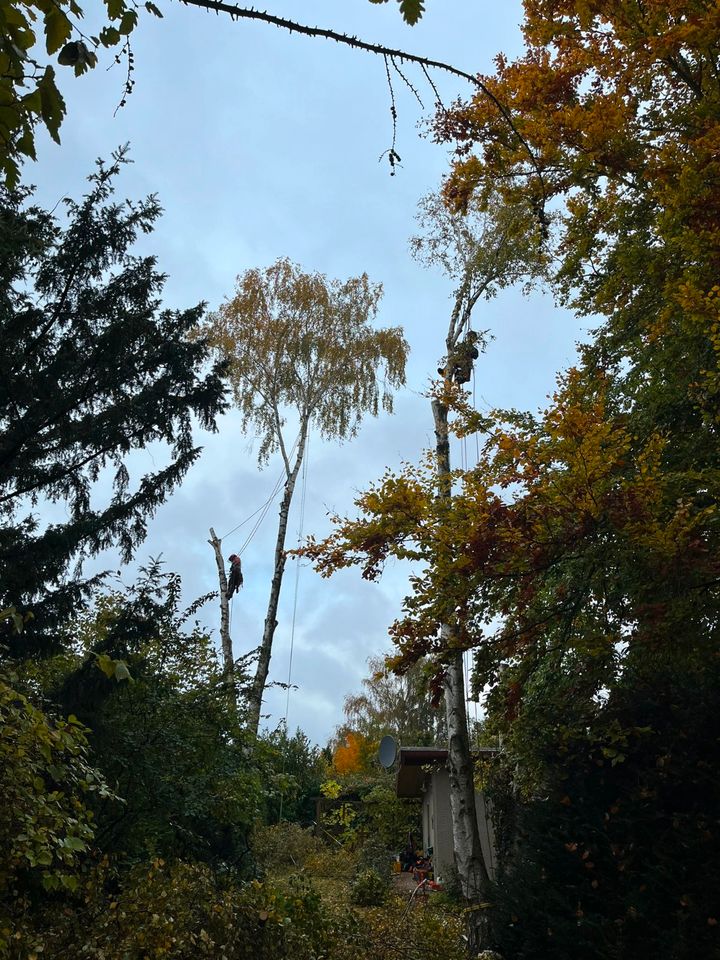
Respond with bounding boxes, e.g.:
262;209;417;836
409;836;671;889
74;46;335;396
179;0;547;207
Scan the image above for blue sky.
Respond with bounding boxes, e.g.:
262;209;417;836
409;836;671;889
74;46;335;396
29;1;589;745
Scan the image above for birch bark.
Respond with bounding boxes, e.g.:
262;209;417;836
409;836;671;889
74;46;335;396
246;422;308;737
433;376;496;954
208;526;237;713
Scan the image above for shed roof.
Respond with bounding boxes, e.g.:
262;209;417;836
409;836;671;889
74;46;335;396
395;745;499;798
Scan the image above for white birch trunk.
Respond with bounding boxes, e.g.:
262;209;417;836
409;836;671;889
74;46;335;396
432;394;496;954
208;527;233;676
246;423;308;737
208;527;237;716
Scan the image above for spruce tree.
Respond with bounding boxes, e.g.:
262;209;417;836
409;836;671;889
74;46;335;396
0;150;227;656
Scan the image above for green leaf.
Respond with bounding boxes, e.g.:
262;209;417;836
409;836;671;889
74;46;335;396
95;653;116;679
37;66;66;143
0;604;27;633
1;153;20;190
398;0;424;24
106;0;126;18
145;1;163;17
119;9;138;34
63;836;87;851
2;4;30;29
44;5;72;55
19;89;42;117
99;25;121;46
57;40;80;65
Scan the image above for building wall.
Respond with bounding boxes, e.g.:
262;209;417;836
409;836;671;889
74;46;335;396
422;769;497;884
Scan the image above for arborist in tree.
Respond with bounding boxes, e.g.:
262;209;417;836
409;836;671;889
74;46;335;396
451;330;480;384
227;553;243;598
438;330;480;385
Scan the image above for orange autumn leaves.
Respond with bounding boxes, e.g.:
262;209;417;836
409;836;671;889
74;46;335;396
304;369;718;676
332;731;376;775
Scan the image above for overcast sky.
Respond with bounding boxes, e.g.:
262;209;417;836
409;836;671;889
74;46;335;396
29;1;589;746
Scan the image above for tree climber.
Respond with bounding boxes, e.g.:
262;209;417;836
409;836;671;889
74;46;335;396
438;330;480;384
227;553;244;598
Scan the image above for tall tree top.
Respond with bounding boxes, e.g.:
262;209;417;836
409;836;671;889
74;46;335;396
202;257;408;468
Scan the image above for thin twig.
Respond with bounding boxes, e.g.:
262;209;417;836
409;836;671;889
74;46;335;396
178;0;547;207
380;54;400;175
391;55;424;110
421;61;445;111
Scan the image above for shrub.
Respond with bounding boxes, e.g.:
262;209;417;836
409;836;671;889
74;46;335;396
14;859;335;960
362;784;421;850
304;844;357;879
329;891;467;960
252;821;322;872
350;868;388;906
0;675;108;956
356;835;393;880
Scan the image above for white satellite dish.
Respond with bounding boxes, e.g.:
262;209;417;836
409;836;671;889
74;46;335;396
378;734;398;769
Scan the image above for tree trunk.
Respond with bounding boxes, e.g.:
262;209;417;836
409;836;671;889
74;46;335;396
208;527;237;715
246;423;308;737
432;395;497;954
208;526;233;676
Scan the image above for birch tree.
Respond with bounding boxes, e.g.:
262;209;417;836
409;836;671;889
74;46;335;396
418;193;547;952
203;257;408;736
303;195;546;953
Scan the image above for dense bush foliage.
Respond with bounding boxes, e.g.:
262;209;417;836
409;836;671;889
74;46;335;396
303;845;358;880
261;726;327;824
350;869;389;907
362;784;420;851
9;847;468;960
356;835;393;881
486;650;720;960
252;822;323;873
0;674;104;954
41;564;267;868
10;860;337;960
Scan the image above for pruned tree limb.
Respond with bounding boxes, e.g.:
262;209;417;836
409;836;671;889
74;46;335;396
208;526;233;679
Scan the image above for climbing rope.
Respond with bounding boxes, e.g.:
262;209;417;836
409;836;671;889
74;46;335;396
278;434;310;822
220;433;301;546
283;433;309;728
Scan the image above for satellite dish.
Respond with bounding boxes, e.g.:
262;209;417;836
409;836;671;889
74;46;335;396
378;735;398;769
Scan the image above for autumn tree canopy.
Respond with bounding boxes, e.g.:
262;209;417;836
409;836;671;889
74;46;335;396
340;655;439;747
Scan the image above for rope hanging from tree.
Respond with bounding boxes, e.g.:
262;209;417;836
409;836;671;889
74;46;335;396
278;434;310;822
